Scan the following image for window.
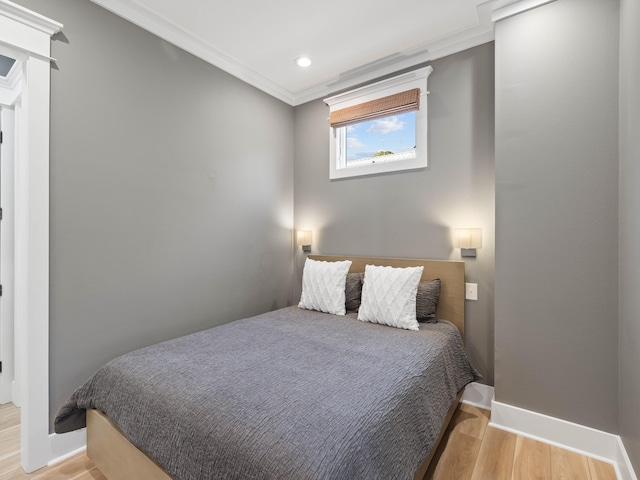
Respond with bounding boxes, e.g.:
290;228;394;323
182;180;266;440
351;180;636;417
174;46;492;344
343;111;417;167
324;66;432;180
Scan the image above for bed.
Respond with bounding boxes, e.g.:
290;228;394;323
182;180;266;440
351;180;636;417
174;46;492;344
54;255;477;480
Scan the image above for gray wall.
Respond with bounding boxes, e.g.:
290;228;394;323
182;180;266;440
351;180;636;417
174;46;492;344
15;0;294;429
619;0;640;470
494;0;619;433
294;43;496;384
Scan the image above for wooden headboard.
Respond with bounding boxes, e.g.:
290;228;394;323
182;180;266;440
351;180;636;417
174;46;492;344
309;255;466;338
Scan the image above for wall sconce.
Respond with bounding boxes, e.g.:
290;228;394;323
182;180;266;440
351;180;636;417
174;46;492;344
454;228;482;257
297;230;313;253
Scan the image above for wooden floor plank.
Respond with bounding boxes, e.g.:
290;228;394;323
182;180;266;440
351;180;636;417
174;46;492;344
426;430;483;480
512;435;551;480
550;445;591;480
448;404;491;440
0;453;22;475
0;405;20;432
2;465;32;480
588;457;617;480
470;426;517;480
0;402;17;413
0;425;21;458
75;467;109;480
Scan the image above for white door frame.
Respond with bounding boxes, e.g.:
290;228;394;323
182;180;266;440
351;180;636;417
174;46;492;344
0;106;16;406
0;0;61;472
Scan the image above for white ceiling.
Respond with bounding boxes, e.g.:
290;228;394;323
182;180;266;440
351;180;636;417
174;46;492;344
90;0;551;106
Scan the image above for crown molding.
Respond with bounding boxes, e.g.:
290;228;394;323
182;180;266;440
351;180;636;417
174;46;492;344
90;0;296;105
0;0;62;36
492;0;557;22
89;0;555;106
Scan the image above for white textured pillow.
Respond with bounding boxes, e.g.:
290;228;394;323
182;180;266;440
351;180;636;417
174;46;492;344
298;258;352;315
358;264;424;331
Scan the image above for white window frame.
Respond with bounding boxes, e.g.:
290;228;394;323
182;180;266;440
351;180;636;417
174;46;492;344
324;66;432;180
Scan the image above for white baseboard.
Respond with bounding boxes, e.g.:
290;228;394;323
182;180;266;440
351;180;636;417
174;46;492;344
491;400;638;480
462;382;494;410
48;428;86;466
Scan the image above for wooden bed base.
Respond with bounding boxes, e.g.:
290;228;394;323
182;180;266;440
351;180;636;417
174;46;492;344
87;409;171;480
87;256;466;479
87;390;464;480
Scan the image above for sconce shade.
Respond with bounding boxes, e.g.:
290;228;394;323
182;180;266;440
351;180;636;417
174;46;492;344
454;228;482;249
297;230;313;246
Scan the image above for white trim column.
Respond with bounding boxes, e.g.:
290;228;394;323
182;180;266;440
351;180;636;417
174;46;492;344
16;49;51;473
0;0;61;473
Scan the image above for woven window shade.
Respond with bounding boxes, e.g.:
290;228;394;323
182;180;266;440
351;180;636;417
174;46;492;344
329;88;420;128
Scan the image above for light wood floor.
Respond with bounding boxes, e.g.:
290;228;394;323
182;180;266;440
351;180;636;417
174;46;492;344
1;402;618;479
425;403;617;480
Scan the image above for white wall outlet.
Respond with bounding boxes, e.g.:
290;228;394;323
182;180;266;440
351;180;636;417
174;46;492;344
465;283;478;301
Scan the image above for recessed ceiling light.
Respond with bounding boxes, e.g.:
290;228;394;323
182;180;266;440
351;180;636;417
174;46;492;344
295;56;312;68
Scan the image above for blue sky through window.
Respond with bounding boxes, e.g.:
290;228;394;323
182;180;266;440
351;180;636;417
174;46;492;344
345;112;416;163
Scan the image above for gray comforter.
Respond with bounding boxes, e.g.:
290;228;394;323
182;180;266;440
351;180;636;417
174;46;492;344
55;306;479;480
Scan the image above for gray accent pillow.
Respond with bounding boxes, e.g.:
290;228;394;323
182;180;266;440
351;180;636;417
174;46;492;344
345;272;364;312
416;278;441;321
